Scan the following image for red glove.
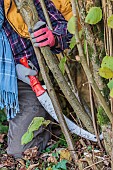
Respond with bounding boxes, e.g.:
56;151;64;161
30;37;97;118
30;21;55;47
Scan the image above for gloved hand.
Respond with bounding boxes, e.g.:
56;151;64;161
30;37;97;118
16;64;37;85
30;21;55;47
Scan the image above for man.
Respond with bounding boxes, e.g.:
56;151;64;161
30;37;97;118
0;0;72;158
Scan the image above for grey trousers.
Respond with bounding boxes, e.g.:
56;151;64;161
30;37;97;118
7;80;51;158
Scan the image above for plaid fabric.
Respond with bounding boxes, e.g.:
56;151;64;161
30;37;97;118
2;0;72;70
0;6;19;119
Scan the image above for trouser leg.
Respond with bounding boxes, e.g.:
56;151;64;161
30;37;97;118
7;80;51;158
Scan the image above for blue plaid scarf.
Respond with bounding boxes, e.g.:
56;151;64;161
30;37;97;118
0;7;19;119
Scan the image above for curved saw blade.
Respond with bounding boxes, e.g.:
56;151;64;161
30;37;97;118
38;91;103;142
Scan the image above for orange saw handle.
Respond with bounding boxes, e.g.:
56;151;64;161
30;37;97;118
20;57;45;97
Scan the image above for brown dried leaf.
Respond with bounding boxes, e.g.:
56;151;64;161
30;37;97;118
86;0;94;12
0;134;5;143
60;149;72;161
1;154;16;167
0;164;4;168
27;163;39;170
47;156;57;164
17;159;26;166
19;166;27;170
23;146;38;160
75;55;80;61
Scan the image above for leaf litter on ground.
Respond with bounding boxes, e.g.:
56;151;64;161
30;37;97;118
0;135;111;170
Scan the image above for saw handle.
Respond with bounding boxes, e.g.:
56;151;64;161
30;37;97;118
20;57;45;97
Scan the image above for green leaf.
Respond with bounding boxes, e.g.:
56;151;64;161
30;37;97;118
0;110;7;122
28;117;44;132
84;39;87;54
56;160;67;170
85;7;102;24
97;106;109;126
87;145;92;151
110;88;113;98
59;56;67;75
21;131;33;145
52;152;59;158
46;167;52;170
52;166;59;170
26;160;30;168
69;36;76;50
0;123;8;134
21;117;48;145
101;56;113;71
43;120;50;126
0;168;9;170
108;15;113;28
99;67;113;79
79;30;83;39
107;79;113;90
67;16;76;34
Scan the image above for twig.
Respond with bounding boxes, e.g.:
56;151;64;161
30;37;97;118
83;158;110;170
86;41;103;150
43;127;66;142
39;0;53;30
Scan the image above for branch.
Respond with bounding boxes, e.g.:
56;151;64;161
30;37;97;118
14;0;94;133
14;0;78;162
77;2;105;92
70;0;113;123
